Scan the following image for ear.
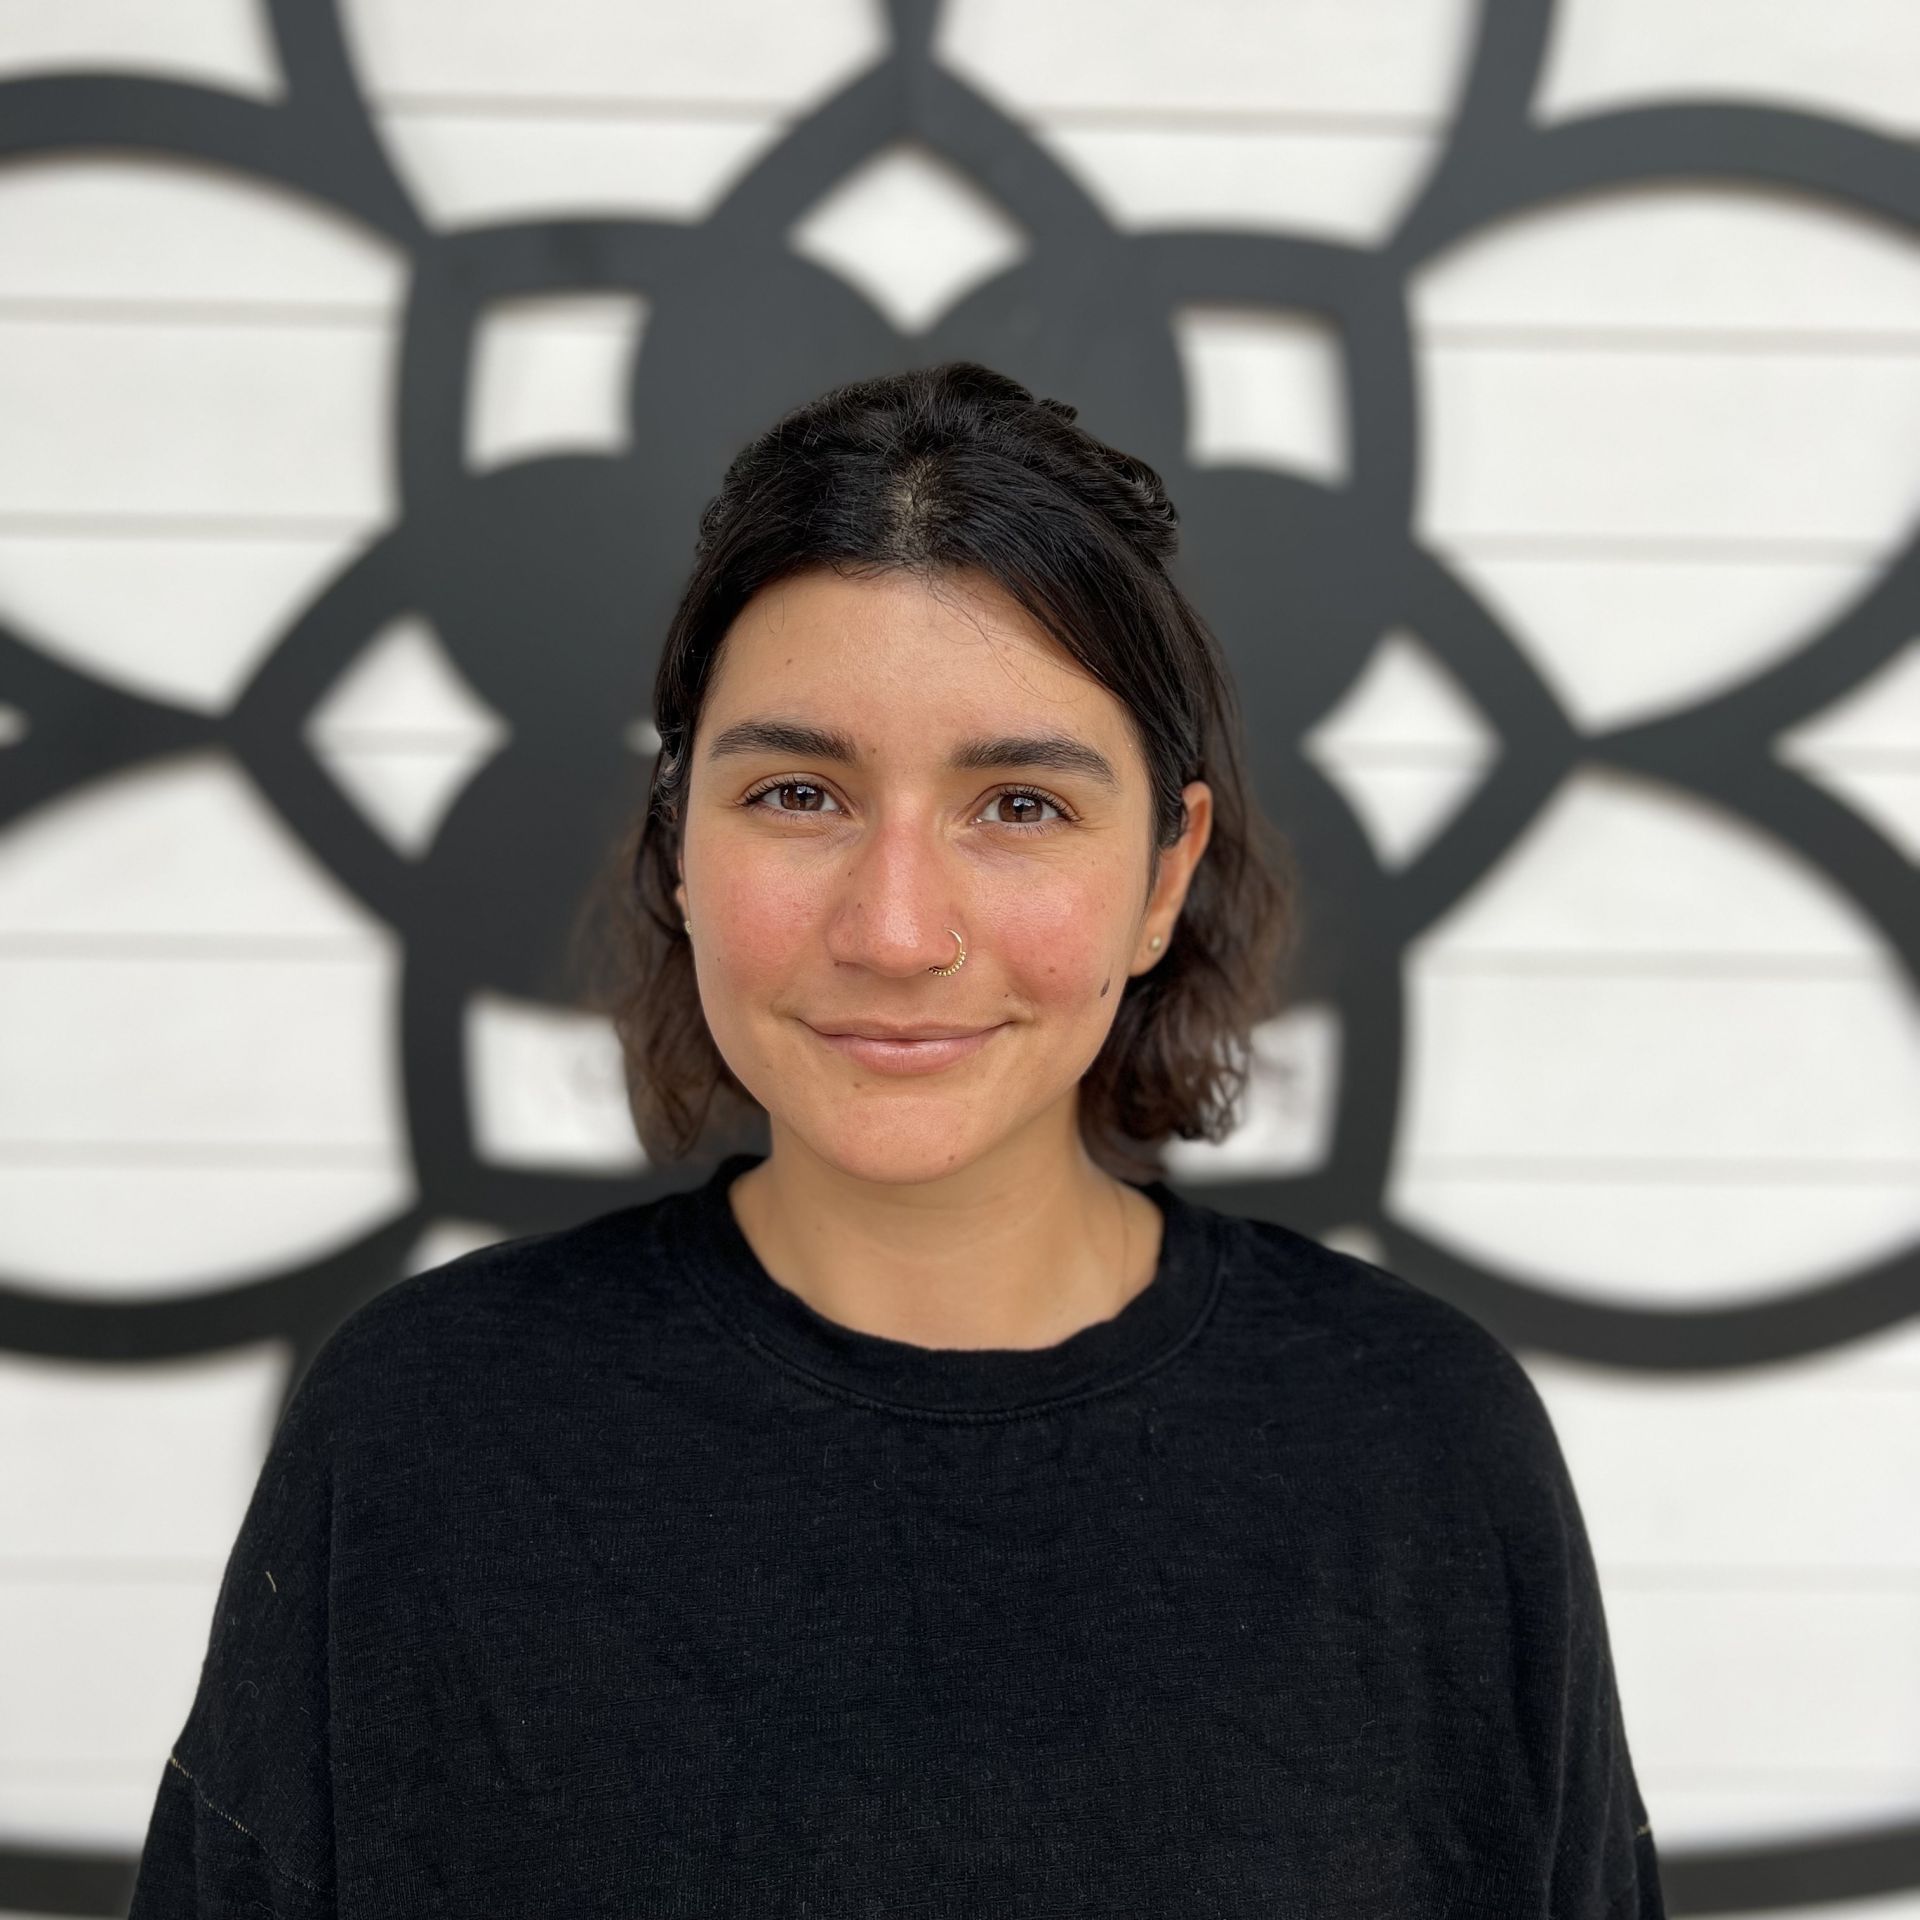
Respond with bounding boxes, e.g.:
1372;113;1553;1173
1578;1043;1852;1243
1134;780;1213;970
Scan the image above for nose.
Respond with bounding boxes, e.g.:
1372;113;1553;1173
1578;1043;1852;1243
823;814;974;978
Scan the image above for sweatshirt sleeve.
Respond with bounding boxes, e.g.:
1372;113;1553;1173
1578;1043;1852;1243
1447;1326;1669;1920
127;1338;343;1918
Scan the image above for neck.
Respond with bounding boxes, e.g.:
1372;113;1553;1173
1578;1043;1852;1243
724;1125;1163;1351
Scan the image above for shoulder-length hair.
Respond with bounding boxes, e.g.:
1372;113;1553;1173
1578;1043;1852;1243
578;360;1299;1184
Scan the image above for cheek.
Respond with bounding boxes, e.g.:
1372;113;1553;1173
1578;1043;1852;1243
703;864;812;990
993;867;1130;1004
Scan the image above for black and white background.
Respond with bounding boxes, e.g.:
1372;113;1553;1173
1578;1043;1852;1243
0;3;1916;1914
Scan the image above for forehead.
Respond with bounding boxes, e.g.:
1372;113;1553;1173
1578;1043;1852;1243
702;566;1128;748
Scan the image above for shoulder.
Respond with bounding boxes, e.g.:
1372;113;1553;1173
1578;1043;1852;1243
290;1194;674;1426
1219;1207;1530;1384
1213;1207;1574;1511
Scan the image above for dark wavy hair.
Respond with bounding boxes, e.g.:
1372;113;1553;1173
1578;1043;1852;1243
578;360;1299;1183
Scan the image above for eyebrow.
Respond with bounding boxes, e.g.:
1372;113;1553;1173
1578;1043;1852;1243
703;718;1121;791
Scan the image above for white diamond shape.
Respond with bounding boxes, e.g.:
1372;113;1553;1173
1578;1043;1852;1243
1174;303;1349;486
787;140;1029;335
466;291;649;472
303;614;511;857
1302;625;1502;868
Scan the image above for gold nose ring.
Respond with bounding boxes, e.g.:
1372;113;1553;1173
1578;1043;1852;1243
928;928;966;976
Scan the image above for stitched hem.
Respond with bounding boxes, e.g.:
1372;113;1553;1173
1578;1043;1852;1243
663;1182;1232;1425
167;1751;330;1897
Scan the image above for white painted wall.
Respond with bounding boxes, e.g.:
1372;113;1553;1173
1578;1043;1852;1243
0;3;1915;1914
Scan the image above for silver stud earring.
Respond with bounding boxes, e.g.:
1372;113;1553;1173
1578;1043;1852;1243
1148;933;1163;950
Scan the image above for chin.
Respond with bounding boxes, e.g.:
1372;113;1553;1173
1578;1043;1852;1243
782;1111;1000;1187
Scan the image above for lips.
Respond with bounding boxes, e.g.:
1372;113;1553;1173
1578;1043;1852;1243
815;1026;996;1041
806;1022;1005;1076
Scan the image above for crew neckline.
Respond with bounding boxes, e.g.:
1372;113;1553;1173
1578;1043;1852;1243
667;1150;1226;1419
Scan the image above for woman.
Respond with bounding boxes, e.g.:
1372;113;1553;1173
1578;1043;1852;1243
129;361;1664;1916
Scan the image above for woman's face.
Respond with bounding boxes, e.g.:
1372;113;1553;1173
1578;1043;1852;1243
674;564;1212;1185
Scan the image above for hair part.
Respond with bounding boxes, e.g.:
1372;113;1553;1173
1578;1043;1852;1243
576;360;1300;1182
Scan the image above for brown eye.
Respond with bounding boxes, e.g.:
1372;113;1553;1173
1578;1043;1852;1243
984;787;1070;832
742;780;840;815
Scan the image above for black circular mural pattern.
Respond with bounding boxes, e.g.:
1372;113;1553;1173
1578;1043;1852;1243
0;0;1915;1911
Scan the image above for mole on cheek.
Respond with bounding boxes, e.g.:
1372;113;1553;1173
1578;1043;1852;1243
1099;976;1111;997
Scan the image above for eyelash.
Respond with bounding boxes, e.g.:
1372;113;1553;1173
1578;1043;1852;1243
736;778;1077;834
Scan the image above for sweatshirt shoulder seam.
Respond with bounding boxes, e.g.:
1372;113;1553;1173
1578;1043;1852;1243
166;1750;328;1896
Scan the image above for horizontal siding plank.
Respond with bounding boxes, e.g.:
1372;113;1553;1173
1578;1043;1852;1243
938;0;1471;120
1525;1354;1920;1573
0;1346;287;1560
0;1162;415;1293
1539;0;1920;136
0;156;404;307
0;1579;217;1770
374;109;786;224
1417;343;1920;543
1388;1165;1919;1309
0;0;275;97
346;0;884;110
1607;1586;1920;1773
0;955;404;1148
0;320;396;521
1412;185;1920;334
1402;970;1920;1160
1037;123;1439;245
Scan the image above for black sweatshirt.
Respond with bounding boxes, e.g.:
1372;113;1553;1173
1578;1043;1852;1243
127;1149;1666;1918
